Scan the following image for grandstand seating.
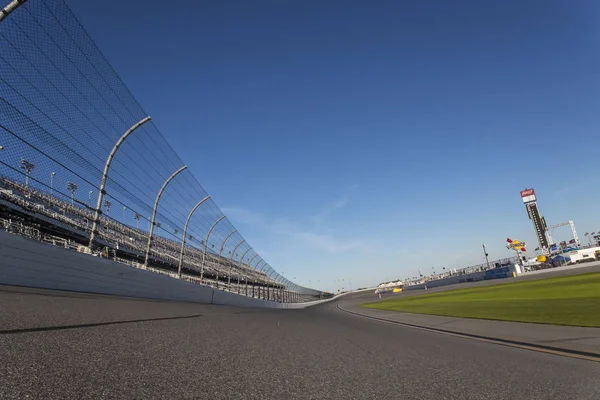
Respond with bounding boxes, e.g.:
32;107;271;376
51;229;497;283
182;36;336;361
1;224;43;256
0;175;316;302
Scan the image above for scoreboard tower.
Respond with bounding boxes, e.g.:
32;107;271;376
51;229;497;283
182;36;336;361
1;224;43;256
520;188;550;256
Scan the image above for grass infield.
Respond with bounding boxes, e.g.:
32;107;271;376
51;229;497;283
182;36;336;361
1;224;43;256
362;272;600;327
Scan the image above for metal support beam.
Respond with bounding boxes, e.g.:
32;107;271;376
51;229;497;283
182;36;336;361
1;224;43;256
255;260;264;272
227;240;246;286
545;220;580;250
89;117;151;248
177;195;211;277
144;165;188;266
218;229;237;265
217;228;237;284
235;248;253;288
259;261;269;272
200;215;226;281
238;247;253;266
0;0;27;24
569;220;580;247
247;253;260;269
261;266;272;278
241;255;260;287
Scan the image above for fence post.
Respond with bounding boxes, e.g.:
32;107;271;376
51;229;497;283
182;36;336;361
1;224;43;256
177;195;210;277
200;215;225;282
144;165;187;267
247;253;259;270
255;260;264;272
89;117;151;248
216;228;237;285
0;0;28;24
228;240;247;287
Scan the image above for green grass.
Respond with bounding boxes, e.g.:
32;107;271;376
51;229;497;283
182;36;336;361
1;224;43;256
362;273;600;327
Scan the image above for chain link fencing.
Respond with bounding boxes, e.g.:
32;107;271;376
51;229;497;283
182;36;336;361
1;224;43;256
0;0;326;302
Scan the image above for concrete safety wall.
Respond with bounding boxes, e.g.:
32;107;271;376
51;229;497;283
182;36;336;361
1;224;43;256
0;231;329;309
404;266;516;291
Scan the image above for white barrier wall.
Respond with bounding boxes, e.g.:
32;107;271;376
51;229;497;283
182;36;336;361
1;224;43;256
403;266;517;291
0;231;333;309
0;230;214;303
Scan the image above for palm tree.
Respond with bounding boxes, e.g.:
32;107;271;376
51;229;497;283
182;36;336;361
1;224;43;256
134;213;141;229
66;182;78;205
20;159;34;188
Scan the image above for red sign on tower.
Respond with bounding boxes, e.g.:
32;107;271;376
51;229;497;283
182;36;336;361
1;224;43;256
520;188;536;204
520;188;535;197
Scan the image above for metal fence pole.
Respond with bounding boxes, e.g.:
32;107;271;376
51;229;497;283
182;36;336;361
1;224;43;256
238;247;253;266
144;165;187;266
216;228;236;285
262;266;276;301
200;215;226;282
89;117;151;248
0;0;28;24
234;247;253;288
177;195;210;277
255;260;264;272
247;253;259;269
228;240;247;287
259;261;269;272
272;275;283;302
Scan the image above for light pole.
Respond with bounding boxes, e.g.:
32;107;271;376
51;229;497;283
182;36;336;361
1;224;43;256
67;182;77;205
20;159;34;188
103;200;112;216
50;172;55;195
88;190;93;205
122;206;126;221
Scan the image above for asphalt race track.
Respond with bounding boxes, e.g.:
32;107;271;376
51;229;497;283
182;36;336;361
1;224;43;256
1;285;599;400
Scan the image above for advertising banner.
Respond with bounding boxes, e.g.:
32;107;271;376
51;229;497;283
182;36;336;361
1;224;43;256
520;188;536;204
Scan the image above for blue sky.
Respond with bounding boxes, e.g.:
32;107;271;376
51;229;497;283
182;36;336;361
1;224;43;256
68;0;600;291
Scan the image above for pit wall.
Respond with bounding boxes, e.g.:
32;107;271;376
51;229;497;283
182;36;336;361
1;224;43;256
404;266;517;291
0;230;327;309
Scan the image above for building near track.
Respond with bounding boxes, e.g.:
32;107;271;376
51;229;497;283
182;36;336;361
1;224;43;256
376;280;404;293
567;247;600;263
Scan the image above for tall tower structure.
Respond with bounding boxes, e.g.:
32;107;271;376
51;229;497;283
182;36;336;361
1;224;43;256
520;188;550;256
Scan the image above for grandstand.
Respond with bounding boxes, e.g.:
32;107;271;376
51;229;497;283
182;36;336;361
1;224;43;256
0;174;320;303
0;0;328;303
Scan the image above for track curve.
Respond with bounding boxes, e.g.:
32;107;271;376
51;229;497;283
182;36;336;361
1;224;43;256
1;285;599;399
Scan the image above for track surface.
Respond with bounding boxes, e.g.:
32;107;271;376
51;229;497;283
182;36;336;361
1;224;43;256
1;285;600;399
